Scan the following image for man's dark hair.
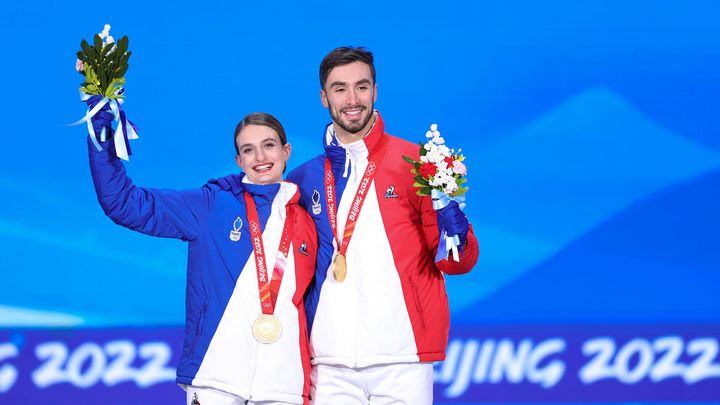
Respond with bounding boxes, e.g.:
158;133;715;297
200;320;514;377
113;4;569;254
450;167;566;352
319;46;375;90
234;112;287;155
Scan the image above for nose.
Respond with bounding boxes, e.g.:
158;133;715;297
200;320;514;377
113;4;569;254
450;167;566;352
256;149;267;162
347;88;359;104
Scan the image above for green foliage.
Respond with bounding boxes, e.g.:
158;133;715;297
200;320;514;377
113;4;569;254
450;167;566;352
418;187;432;196
453;186;469;196
76;33;132;97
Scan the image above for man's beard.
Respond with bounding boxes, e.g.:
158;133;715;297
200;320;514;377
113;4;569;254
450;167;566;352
331;104;374;135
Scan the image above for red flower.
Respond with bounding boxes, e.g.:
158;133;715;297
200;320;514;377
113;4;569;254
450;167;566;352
444;156;454;168
419;162;437;178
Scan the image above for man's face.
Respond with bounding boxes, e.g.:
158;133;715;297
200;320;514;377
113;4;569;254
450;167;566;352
235;125;291;184
321;61;377;142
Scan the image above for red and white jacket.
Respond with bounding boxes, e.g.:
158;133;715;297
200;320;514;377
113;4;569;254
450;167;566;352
287;112;478;368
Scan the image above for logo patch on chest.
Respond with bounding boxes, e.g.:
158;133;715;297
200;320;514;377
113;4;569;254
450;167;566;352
384;184;399;198
311;189;322;215
229;217;243;241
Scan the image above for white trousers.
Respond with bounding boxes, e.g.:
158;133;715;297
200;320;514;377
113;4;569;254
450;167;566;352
310;363;433;405
186;385;297;405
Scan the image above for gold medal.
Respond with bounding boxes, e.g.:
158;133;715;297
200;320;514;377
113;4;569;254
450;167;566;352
252;314;282;344
333;253;347;282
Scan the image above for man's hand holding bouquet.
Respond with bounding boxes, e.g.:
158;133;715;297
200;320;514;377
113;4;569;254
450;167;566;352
404;124;469;262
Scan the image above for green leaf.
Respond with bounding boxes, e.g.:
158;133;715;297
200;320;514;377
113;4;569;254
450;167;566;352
117;36;129;53
453;186;469;196
115;64;128;77
86;46;97;61
93;34;103;52
101;43;114;58
414;175;429;185
81;83;101;94
459;177;468;184
76;51;85;61
105;77;126;97
420;146;427;156
402;155;416;165
85;65;97;82
81;39;90;53
419;187;432;195
412;182;428;188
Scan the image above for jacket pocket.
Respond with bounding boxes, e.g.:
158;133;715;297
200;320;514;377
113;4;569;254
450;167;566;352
190;302;208;354
196;302;208;335
408;275;427;332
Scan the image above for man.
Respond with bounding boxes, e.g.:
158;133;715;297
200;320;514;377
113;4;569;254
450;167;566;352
287;47;479;404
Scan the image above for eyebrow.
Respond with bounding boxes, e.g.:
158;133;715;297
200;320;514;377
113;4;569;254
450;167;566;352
239;137;278;149
329;78;373;88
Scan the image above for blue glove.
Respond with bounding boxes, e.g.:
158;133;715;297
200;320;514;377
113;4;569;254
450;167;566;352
437;200;469;247
86;95;114;139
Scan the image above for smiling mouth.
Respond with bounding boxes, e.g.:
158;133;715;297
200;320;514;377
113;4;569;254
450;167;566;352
341;107;365;120
253;163;273;172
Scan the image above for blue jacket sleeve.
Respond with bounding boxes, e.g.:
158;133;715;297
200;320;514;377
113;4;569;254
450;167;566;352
88;138;210;241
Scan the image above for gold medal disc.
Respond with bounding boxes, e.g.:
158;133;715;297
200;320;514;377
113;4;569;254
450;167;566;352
333;253;347;282
252;314;282;344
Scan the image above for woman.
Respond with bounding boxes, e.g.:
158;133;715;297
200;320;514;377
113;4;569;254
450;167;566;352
87;111;316;405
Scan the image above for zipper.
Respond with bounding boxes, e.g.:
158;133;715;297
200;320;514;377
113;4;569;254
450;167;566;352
196;302;208;335
408;276;427;332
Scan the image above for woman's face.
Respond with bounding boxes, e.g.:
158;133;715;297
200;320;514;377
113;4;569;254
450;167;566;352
235;124;291;184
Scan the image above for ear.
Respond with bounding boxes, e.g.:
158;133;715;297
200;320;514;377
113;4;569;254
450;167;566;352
283;142;292;161
235;154;244;171
373;83;378;102
320;89;329;108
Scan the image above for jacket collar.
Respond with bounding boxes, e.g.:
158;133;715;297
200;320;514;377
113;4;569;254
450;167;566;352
209;173;281;207
323;111;386;177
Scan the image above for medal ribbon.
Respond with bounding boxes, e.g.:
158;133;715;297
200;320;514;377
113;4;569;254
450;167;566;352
244;192;293;315
323;147;384;256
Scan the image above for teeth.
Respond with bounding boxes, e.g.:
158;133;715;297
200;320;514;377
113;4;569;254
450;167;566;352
255;164;272;171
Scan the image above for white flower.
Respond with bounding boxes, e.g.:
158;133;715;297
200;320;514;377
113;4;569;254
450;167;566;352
99;24;111;39
105;36;114;44
430;123;438;132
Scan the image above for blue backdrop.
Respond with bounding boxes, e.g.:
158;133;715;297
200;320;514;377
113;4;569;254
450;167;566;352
1;1;718;403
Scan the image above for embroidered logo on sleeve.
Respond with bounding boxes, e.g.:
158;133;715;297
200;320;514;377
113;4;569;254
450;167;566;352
229;217;243;241
384;184;399;199
298;240;309;256
311;189;322;215
191;392;201;405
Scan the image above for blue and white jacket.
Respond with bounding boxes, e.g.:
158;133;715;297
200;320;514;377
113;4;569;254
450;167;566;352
88;139;316;404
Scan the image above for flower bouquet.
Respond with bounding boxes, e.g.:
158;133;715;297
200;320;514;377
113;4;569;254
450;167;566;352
72;24;138;160
403;124;468;261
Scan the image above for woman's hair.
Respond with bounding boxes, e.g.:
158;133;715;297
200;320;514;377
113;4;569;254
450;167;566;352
234;112;287;155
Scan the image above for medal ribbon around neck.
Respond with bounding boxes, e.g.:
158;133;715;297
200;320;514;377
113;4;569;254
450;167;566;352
323;144;386;260
244;192;293;315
